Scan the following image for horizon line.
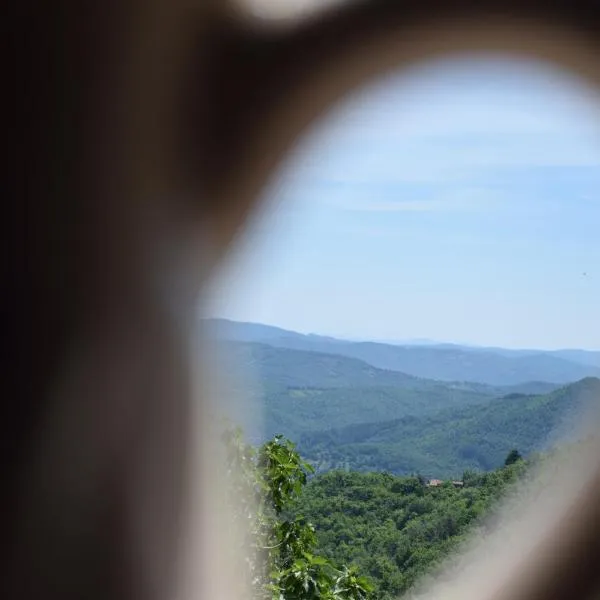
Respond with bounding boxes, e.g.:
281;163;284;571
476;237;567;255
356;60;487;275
203;316;600;353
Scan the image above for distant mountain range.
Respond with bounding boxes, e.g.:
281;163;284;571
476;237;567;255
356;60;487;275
204;318;600;477
205;318;600;385
223;341;557;442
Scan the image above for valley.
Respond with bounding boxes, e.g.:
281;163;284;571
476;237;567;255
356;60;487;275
207;319;600;477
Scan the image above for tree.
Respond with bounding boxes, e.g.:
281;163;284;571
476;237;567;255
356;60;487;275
504;448;522;467
462;469;480;487
222;427;373;600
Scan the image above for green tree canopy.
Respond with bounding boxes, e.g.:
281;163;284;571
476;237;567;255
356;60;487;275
222;427;373;600
504;448;522;466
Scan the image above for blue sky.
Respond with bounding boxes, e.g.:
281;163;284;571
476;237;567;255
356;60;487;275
206;57;600;350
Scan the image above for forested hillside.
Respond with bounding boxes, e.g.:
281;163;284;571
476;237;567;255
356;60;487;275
263;386;491;443
210;334;599;476
294;463;526;599
222;341;424;389
298;378;600;477
223;341;558;397
227;430;531;600
206;328;600;477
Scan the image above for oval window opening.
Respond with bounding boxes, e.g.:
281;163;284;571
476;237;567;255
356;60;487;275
202;55;600;600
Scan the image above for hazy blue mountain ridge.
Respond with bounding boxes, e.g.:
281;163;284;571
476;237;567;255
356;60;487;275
207;318;600;385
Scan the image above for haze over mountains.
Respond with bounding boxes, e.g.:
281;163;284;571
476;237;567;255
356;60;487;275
206;318;600;477
207;319;600;385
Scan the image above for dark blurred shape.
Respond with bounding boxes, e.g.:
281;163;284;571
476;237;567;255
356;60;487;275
6;1;600;600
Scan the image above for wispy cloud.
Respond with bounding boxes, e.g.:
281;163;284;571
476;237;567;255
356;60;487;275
317;182;510;213
280;58;600;195
340;200;452;212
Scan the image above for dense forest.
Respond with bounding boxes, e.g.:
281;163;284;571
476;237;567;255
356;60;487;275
223;429;373;600
227;429;528;600
297;377;600;477
293;461;526;599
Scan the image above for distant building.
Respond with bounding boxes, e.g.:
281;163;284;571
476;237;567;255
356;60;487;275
427;479;444;487
452;480;464;488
